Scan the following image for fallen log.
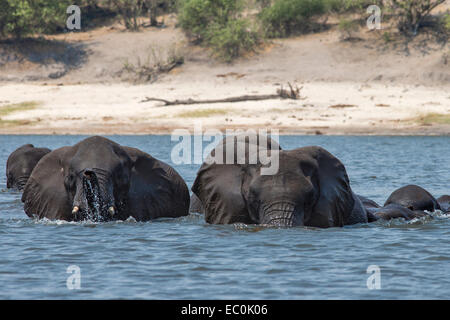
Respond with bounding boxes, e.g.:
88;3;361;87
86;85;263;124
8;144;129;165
140;83;304;106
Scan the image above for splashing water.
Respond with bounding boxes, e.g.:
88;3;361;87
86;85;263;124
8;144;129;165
84;178;103;222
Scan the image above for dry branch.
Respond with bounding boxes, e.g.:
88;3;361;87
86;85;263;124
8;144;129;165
140;83;304;106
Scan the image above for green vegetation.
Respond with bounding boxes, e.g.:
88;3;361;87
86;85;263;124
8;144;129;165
443;13;450;32
0;0;72;38
325;0;379;13
0;0;447;61
338;18;359;40
178;0;243;41
417;113;450;125
176;108;229;118
259;0;327;37
0;119;34;127
109;0;142;30
382;31;393;43
0;101;41;117
207;19;260;62
384;0;446;35
178;0;261;61
0;0;178;37
0;101;41;127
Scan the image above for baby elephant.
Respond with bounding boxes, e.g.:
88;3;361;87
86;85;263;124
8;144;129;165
191;135;367;228
22;136;190;222
6;144;51;191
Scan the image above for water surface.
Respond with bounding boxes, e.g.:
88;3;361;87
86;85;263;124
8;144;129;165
0;135;449;299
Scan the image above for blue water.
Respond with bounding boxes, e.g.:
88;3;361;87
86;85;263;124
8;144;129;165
0;135;449;299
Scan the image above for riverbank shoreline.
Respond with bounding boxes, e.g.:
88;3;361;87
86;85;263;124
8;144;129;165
0;81;448;136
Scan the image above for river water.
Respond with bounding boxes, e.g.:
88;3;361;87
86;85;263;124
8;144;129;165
0;135;449;299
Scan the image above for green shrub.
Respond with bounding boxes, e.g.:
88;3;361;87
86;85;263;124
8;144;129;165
382;31;392;42
178;0;244;41
384;0;446;35
0;0;72;38
443;13;450;32
0;0;32;38
254;0;272;9
108;0;176;29
338;17;359;39
324;0;380;13
259;0;327;38
208;19;260;62
109;0;142;30
178;0;261;61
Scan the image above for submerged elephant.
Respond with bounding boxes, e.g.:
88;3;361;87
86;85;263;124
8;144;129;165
358;185;441;221
6;144;51;190
437;195;450;213
356;195;380;222
384;184;440;212
369;203;429;221
22;136;190;222
191;135;367;227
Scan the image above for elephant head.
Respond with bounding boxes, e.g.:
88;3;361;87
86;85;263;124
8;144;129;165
6;144;51;190
384;184;441;212
192;136;367;227
22;136;190;221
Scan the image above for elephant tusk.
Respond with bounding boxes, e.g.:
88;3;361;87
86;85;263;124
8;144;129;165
108;206;115;216
72;206;79;214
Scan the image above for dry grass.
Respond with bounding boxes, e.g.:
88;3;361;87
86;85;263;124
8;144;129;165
175;109;229;118
0;119;34;127
329;104;357;109
268;107;304;113
0;101;41;127
121;45;184;83
416;113;450;125
0;101;41;117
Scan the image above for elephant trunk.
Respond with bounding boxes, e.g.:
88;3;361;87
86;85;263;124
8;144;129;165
15;175;30;191
72;169;116;221
260;201;302;227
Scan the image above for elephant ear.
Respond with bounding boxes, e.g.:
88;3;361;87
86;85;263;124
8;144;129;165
289;146;355;227
122;147;190;221
22;147;74;220
191;134;279;225
192;161;251;224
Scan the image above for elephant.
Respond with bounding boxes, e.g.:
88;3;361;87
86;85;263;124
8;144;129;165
356;195;380;222
437;195;450;213
190;135;367;227
357;195;380;210
21;136;190;222
358;185;441;221
384;184;441;212
6;144;51;191
189;133;282;215
367;203;429;221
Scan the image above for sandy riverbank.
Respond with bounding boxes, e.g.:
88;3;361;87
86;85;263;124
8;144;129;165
0;13;448;135
0;80;448;135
